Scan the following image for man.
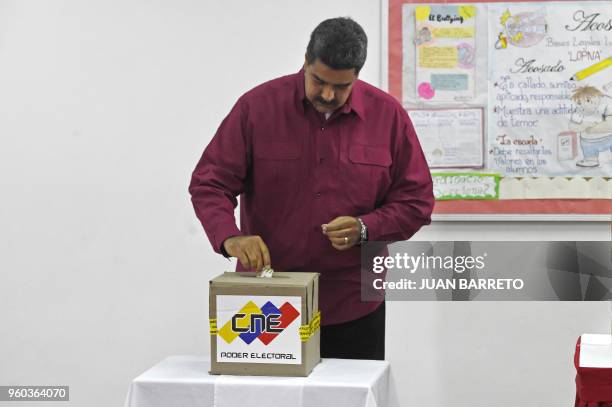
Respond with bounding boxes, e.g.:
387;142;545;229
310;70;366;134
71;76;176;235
189;17;434;360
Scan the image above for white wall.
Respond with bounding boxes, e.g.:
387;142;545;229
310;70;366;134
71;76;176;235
0;1;609;406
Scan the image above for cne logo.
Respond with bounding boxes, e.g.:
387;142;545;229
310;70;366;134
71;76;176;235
218;300;300;345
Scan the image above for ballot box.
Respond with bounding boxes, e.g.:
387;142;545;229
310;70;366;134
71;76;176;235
209;272;320;376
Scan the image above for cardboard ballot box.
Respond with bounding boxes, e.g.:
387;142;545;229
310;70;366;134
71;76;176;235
209;272;320;376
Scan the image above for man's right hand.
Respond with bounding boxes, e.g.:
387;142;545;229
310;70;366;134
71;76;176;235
222;236;271;272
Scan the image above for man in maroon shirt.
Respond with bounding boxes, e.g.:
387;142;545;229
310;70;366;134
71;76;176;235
189;17;434;360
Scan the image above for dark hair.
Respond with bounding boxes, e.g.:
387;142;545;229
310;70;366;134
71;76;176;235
305;17;368;74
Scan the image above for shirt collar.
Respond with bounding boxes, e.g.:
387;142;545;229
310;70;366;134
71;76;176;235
296;68;364;120
343;81;365;119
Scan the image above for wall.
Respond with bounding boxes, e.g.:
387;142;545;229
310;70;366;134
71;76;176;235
0;1;609;406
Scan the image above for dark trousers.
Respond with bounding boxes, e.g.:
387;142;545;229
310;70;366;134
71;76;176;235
320;302;385;360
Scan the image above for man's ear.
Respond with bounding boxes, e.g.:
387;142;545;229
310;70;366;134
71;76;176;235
303;55;308;70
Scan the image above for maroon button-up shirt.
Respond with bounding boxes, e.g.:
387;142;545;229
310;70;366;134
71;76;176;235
190;69;434;325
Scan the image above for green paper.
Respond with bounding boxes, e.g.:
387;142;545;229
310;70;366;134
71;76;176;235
432;173;500;200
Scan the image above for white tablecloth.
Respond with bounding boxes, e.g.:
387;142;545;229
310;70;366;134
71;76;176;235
580;333;612;368
124;356;391;407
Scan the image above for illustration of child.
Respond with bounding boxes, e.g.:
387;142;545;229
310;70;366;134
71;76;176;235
569;83;612;168
415;27;432;46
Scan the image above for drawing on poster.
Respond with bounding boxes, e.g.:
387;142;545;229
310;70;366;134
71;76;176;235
494;8;548;49
569;82;612;168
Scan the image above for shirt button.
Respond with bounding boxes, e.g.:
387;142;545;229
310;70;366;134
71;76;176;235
320;127;325;131
316;192;321;198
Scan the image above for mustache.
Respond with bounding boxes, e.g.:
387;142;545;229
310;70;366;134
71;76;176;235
315;97;337;106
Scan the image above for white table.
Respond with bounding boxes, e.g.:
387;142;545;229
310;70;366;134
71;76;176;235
124;356;392;407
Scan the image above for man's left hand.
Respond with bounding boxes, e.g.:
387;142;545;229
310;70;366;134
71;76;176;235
321;216;361;251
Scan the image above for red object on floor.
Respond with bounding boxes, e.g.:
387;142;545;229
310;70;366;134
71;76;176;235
575;337;612;406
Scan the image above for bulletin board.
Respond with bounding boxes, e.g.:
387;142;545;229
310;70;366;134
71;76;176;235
383;0;612;220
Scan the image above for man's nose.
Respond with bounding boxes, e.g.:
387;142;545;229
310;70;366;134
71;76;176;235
321;86;335;102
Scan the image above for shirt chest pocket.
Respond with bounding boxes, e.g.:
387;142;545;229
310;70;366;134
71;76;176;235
252;140;303;188
348;145;392;168
342;145;393;208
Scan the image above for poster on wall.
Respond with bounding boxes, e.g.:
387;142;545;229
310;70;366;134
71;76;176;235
414;4;477;102
387;0;611;216
488;2;612;177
